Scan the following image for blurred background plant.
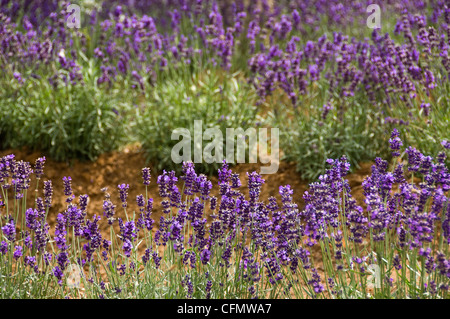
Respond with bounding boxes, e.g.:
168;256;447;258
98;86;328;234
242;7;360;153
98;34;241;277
0;0;448;179
135;69;259;175
0;63;132;162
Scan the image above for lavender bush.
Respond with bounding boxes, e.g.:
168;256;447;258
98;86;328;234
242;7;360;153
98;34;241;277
0;131;449;299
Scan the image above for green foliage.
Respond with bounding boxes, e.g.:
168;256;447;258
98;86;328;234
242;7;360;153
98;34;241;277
385;79;450;166
0;74;131;162
135;69;259;175
270;87;389;181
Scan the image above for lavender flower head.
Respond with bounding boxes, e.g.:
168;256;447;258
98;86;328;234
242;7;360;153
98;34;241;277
118;183;129;208
2;221;16;242
44;180;53;208
389;129;403;157
34;157;46;179
13;245;23;260
63;176;74;203
142;167;151;186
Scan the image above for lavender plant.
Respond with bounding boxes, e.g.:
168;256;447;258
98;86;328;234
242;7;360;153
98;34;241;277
1;0;449;180
0;69;132;161
0;130;449;299
134;69;259;175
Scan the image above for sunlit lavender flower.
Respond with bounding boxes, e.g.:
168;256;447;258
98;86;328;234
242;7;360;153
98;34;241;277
2;221;16;242
205;280;213;299
308;268;324;295
142;167;151;186
54;213;67;251
218;160;232;185
135;195;145;213
53;266;63;285
36;197;45;214
11;160;33;198
181;162;196;195
57;251;69;271
189;250;198;268
405;146;423;172
169;185;182;207
265;255;282;284
63;176;74;203
152;251;162;269
210;196;217;211
83;214;102;262
43;180;53;208
247;171;265;203
13;245;22;260
118;263;126;276
389;129;403;157
34;157;46;179
24;235;32;249
428;280;438;295
118;183;129;208
393;254;402;270
169;220;183;241
183;274;194;299
231;173;241;188
121;240;132;258
43;252;52;266
67;206;83;232
200;248;211;265
179;249;189;265
79;194;89;213
142;248;151;265
102;189;116;224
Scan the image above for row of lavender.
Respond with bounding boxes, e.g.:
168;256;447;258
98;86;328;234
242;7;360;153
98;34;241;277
0;132;449;298
2;0;448;93
0;0;449;179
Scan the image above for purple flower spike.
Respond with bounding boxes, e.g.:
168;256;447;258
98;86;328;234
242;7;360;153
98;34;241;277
118;183;129;208
44;180;53;208
122;240;132;258
34;157;46;179
13;246;23;260
2;221;16;242
142;167;151;186
389;129;403;157
103;197;116;225
200;248;211;265
53;266;64;285
63;176;74;203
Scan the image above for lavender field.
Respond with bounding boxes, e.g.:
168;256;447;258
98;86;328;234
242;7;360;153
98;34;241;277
0;0;449;299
